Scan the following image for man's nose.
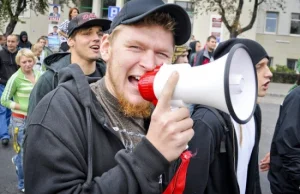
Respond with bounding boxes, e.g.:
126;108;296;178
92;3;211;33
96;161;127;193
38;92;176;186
265;67;273;78
139;51;157;71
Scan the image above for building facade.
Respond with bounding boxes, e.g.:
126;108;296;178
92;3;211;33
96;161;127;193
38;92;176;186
256;0;300;69
6;0;299;69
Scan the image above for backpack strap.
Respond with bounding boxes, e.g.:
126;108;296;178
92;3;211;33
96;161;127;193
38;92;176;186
193;105;229;153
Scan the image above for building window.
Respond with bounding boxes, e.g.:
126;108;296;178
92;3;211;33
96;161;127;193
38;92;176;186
287;59;298;70
175;1;194;28
290;13;300;35
268;57;273;67
265;12;278;33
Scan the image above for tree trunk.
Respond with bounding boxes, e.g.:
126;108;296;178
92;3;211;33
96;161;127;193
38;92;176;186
5;19;18;36
230;31;239;38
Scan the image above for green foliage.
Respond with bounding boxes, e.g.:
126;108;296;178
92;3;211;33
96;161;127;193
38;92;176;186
271;65;297;83
271;65;296;74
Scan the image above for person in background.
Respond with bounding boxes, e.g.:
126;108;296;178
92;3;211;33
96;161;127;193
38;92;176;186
172;45;191;64
18;31;32;49
36;37;53;67
0;34;19;146
58;7;79;52
188;40;201;65
41;36;49;46
267;70;300;194
1;48;41;193
185;39;272;194
0;34;6;51
31;43;44;72
193;35;217;66
27;12;110;117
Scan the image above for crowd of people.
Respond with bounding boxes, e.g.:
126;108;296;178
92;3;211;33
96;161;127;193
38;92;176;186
0;0;300;193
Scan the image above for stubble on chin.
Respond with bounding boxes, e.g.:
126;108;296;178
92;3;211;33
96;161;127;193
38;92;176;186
107;62;152;118
117;93;152;118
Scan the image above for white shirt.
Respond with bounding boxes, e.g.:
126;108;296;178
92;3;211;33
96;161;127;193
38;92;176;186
231;116;255;194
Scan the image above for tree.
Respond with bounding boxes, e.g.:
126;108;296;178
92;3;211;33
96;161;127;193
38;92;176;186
192;0;286;38
0;0;78;36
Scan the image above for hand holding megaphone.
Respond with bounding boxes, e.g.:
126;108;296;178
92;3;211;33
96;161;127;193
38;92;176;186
145;72;194;162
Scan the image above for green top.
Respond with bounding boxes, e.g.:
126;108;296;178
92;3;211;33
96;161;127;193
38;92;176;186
1;68;41;116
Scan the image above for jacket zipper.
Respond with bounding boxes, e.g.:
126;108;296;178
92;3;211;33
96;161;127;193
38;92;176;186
103;122;125;149
230;122;236;171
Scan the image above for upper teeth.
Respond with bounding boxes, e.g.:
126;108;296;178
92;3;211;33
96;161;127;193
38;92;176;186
135;76;140;80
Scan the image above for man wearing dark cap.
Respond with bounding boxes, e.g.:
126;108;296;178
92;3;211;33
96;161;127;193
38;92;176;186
24;0;194;193
27;12;110;117
184;38;272;194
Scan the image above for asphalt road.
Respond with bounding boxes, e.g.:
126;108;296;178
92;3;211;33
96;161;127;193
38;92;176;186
0;96;282;194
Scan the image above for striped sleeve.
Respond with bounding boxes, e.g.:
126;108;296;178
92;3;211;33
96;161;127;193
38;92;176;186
1;72;18;109
58;20;69;33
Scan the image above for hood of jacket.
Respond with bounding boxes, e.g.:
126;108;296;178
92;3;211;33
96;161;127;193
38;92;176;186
189;41;199;53
44;53;106;77
19;31;29;43
44;52;70;71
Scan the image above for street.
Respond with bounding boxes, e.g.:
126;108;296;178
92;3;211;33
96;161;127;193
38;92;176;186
0;96;283;194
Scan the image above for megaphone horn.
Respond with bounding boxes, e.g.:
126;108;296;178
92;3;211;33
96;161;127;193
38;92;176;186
138;44;258;124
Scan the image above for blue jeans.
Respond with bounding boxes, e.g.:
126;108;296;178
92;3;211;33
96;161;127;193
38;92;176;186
11;116;25;190
0;84;11;139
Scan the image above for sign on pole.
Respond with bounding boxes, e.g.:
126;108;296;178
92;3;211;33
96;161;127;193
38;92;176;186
209;15;223;43
108;6;120;21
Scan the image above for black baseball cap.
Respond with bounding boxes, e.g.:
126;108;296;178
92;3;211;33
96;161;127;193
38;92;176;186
109;0;191;45
68;12;112;37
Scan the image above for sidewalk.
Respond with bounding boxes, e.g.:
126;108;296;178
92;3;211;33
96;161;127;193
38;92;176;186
266;82;294;97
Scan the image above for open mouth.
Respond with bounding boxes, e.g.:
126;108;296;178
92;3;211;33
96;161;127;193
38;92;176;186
263;81;270;88
128;75;141;86
90;45;100;52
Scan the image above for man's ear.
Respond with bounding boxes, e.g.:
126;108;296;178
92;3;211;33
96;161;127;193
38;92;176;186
67;38;74;47
100;34;111;62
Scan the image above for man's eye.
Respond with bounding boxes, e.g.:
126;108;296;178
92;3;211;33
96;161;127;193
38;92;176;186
158;53;168;58
82;32;91;35
97;32;104;37
130;46;141;50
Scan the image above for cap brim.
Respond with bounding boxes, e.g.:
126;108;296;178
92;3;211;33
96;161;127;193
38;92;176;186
79;19;112;31
69;19;112;37
121;4;191;45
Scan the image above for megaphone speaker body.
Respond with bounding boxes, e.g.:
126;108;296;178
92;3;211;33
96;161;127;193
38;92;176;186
139;44;257;124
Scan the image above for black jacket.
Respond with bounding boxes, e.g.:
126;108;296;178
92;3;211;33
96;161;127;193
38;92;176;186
27;53;106;117
268;86;300;194
0;47;18;85
184;105;262;194
189;41;198;64
23;64;170;194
